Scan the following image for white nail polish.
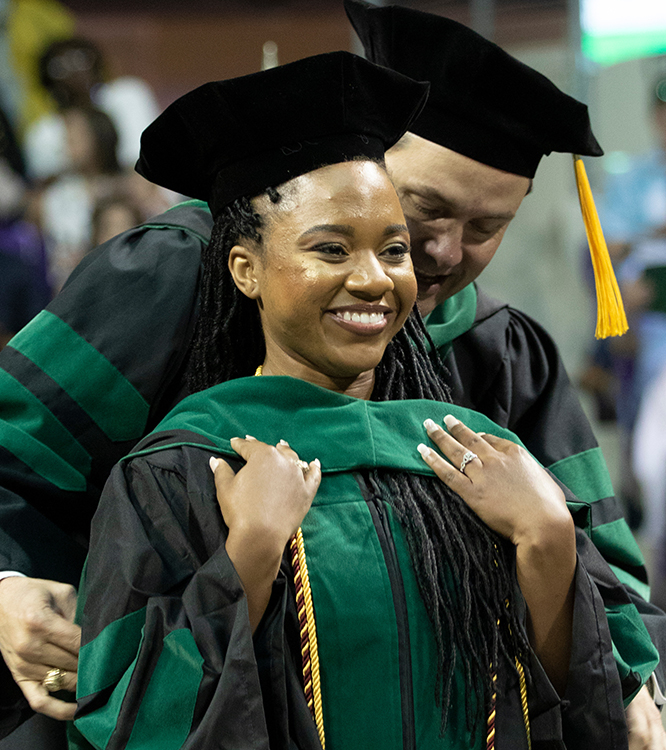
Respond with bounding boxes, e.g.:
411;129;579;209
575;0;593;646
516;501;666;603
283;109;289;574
313;458;321;468
424;418;437;432
279;439;290;447
209;456;219;471
443;415;460;430
417;443;431;459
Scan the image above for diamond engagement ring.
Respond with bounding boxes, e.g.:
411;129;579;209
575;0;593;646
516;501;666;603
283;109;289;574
459;451;478;474
43;667;66;692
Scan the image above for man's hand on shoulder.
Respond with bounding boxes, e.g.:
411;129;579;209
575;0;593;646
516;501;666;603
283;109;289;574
0;576;80;720
627;684;666;750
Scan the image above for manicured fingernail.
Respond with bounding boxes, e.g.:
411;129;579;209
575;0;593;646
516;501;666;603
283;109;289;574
209;456;220;471
245;435;256;441
443;415;460;430
417;443;432;459
313;458;321;468
424;418;437;432
478;432;486;437
279;439;290;447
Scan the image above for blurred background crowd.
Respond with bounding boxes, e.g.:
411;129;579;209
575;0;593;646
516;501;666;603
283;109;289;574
1;0;666;608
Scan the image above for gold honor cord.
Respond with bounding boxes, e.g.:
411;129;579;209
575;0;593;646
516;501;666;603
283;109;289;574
573;154;629;339
254;364;325;746
515;658;531;750
486;663;530;750
290;529;325;748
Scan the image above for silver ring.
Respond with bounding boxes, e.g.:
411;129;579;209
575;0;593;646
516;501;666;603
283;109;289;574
459;451;478;474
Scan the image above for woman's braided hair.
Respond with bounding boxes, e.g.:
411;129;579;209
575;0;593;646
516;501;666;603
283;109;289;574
187;181;530;739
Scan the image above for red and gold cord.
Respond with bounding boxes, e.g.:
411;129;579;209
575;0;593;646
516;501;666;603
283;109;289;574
290;528;325;748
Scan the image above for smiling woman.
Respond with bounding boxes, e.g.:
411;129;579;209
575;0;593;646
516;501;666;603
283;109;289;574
228;161;415;396
71;51;655;750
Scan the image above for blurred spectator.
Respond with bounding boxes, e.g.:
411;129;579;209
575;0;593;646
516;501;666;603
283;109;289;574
0;252;45;349
600;77;666;406
0;0;74;135
633;365;666;611
0;104;50;345
584;77;666;530
30;105;125;290
90;193;142;247
23;36;159;182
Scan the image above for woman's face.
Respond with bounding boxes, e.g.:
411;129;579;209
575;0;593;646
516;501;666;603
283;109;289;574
231;160;417;390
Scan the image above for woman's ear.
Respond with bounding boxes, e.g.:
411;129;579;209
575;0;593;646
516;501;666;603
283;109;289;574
229;244;261;299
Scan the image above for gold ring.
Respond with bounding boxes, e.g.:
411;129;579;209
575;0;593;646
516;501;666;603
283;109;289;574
43;667;66;692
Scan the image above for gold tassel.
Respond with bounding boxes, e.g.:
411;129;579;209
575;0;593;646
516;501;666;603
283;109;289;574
573;155;628;339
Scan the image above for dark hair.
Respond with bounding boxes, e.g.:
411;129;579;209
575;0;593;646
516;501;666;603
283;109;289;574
64;106;120;175
39;38;105;98
187;182;530;739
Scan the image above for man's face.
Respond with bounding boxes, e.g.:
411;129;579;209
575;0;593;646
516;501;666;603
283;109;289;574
386;134;531;316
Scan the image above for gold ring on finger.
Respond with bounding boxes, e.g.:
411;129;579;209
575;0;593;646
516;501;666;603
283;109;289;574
43;667;66;692
459;451;478;475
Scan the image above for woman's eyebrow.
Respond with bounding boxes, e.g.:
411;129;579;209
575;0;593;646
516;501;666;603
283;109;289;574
301;224;355;237
301;223;409;238
384;223;409;235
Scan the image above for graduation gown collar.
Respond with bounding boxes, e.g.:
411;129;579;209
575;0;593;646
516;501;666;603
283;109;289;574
127;375;522;473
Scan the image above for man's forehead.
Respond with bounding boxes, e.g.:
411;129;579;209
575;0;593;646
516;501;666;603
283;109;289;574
387;136;529;217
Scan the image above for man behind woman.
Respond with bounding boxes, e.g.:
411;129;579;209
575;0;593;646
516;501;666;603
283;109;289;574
70;51;656;750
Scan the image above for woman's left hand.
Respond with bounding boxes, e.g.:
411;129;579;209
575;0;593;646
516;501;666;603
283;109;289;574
419;414;577;694
418;414;570;548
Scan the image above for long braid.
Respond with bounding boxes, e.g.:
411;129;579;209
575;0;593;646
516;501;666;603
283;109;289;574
372;312;530;738
190;193;530;740
188;197;268;393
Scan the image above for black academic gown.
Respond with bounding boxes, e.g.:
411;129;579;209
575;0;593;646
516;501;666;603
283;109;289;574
0;202;663;738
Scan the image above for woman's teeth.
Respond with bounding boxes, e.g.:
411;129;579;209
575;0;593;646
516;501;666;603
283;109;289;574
337;311;385;324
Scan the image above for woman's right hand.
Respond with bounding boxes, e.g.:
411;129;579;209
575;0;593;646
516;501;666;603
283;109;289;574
210;436;321;549
209;437;321;630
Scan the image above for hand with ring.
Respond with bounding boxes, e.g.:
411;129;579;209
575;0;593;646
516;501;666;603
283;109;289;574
417;415;569;548
418;414;577;693
43;667;68;692
0;576;79;720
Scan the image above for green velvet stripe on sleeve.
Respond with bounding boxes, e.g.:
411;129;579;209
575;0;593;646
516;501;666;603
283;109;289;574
124;629;204;750
75;628;145;750
548;446;648;600
77;607;147;699
548;447;615;508
606;602;660;705
9;310;149;442
76;615;204;750
0;368;90;490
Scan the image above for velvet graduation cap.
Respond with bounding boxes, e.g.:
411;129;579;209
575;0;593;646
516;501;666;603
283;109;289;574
345;0;627;338
136;51;429;218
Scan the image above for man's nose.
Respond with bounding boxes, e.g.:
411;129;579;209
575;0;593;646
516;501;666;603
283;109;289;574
345;253;394;299
419;224;464;269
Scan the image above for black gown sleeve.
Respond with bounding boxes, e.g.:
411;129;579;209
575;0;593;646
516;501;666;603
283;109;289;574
0;205;210;737
445;289;666;694
72;446;319;750
0;204;210;579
